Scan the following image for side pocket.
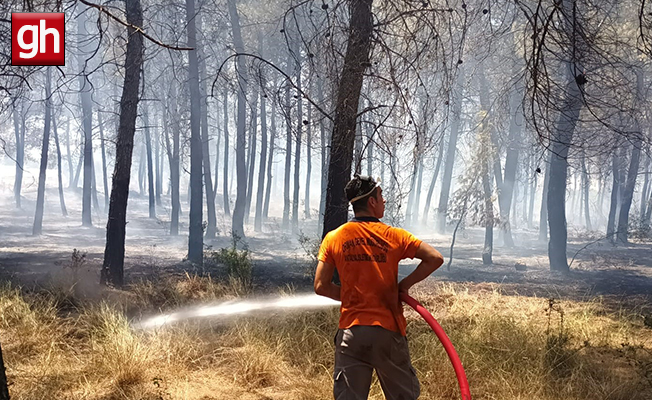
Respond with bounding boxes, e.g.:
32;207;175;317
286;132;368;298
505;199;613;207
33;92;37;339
390;335;411;366
333;368;347;400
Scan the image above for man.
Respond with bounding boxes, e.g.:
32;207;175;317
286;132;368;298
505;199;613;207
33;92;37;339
315;175;444;400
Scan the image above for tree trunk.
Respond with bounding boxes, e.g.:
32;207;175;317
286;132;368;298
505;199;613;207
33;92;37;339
512;174;519;226
255;36;268;232
283;82;292;230
73;136;82;189
539;154;551;240
91;153;101;214
645;174;652;225
304;78;312;220
0;338;9;400
155;111;162;207
244;88;258;223
197;19;216;239
318;78;329;230
97;111;110;210
165;81;181;236
548;69;582;272
606;151;620;242
144;112;156;218
366;123;373;177
423;137;445;223
528;158;537;228
100;0;143;287
380;147;386;183
322;0;374;238
581;151;591;230
52;109;68;216
65;115;73;189
138;139;146;196
436;66;464;233
616;69;644;244
413;159;423;224
141;69;156;219
482;165;493;265
229;149;236;199
500;71;522;246
213;108;220;197
522;167;528;224
570;172;578;223
292;62;303;234
78;6;94;227
387;141;398;219
228;0;248;239
223;90;231;216
354;123;363;175
617;140;641;244
405;153;419;226
639;154;649;222
186;0;204;263
263;99;276;220
33;67;53;236
12;99;25;209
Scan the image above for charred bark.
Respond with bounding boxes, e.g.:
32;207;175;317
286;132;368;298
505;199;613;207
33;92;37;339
322;0;374;238
101;0;144;287
33;67;53;236
78;6;94;227
186;0;204;263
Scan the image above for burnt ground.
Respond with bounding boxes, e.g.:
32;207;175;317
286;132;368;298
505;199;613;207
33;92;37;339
0;188;651;316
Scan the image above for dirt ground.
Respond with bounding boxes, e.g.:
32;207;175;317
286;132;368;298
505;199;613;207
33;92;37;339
1;188;651;317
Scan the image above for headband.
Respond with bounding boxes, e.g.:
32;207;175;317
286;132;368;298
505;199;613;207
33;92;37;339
349;179;381;204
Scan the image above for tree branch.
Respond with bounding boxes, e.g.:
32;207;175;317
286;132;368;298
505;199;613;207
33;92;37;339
212;52;334;122
78;0;192;51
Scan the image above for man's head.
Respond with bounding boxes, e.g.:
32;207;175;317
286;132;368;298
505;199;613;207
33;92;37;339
345;175;385;218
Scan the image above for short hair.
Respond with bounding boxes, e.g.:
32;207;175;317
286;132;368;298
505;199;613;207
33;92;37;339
345;175;380;213
351;187;379;213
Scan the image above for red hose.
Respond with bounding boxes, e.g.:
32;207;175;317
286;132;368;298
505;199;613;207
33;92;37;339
400;292;472;400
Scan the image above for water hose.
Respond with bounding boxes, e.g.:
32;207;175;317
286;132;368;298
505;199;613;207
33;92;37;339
400;292;472;400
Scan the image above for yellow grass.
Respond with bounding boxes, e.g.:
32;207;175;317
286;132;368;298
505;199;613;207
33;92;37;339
0;278;650;400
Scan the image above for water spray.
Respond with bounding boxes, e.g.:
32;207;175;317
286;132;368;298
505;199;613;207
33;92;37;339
134;293;340;330
135;292;471;399
401;292;472;400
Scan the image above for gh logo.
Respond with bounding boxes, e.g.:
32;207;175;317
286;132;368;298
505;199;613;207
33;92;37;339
12;13;65;66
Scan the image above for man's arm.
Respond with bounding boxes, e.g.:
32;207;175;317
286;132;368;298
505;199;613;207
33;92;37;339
314;260;341;301
398;242;444;294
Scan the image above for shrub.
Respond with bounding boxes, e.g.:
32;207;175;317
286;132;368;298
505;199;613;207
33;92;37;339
208;233;252;293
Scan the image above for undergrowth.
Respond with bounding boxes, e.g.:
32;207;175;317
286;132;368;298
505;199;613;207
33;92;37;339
0;280;651;400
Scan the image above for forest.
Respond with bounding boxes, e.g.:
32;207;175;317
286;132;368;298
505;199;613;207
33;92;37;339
0;0;651;399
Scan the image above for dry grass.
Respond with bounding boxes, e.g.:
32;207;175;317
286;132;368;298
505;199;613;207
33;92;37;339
0;279;651;400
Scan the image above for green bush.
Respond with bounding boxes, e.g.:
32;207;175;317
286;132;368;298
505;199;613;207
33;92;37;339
209;233;252;292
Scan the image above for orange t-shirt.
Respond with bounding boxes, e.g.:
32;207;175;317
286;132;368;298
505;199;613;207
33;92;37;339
318;218;422;336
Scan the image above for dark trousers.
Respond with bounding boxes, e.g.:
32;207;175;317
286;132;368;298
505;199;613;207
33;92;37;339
333;325;420;400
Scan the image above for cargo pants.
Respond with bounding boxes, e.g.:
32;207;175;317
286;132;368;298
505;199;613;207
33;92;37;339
333;325;420;400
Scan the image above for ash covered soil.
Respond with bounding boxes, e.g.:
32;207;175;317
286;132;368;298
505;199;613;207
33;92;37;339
1;188;651;315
